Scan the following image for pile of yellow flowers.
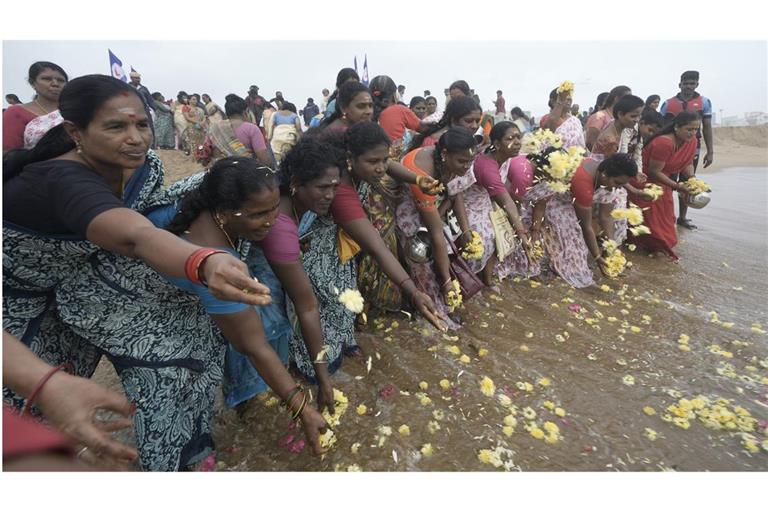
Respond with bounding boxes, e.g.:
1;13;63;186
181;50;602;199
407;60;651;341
629;225;651;236
526;239;545;262
540;146;585;193
477;445;516;471
610;205;644;226
444;279;463;311
643;183;664;201
683;177;711;195
520;129;563;154
322;388;349;428
601;239;628;278
461;231;484;260
557;80;575;95
338;288;364;313
660;395;759;435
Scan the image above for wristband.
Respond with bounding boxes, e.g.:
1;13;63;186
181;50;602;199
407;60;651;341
21;362;74;417
184;248;227;286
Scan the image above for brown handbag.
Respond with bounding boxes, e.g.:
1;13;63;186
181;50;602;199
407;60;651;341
445;233;484;301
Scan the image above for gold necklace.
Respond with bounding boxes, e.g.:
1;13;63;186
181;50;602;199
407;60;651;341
212;212;236;249
34;99;51;115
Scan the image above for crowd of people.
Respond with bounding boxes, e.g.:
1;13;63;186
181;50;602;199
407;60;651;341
3;60;714;471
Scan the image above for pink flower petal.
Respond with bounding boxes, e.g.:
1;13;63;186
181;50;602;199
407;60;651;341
278;433;295;447
289;439;306;453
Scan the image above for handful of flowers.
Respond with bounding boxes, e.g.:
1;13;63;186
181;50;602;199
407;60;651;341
521;129;563;154
610;204;644;226
643;183;664;201
526;238;545;262
445;280;463;312
629;225;651;236
338;289;364;313
530;145;585;193
557;80;575;96
683;177;711;195
461;231;484;260
601;239;627;278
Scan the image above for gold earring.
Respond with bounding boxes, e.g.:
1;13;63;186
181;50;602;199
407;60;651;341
290;187;296;196
342;112;347;120
347;160;353;172
75;141;83;154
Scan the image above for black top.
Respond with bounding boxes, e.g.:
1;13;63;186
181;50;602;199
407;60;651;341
3;159;124;238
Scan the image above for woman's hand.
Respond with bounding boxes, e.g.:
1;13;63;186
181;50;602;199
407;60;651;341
595;256;611;278
636;171;648;183
299;405;330;456
36;372;138;469
416;175;444;195
201;253;272;306
316;377;335;416
674;183;691;202
411;290;448;331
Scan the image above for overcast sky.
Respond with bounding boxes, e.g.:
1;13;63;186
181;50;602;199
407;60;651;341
3;40;766;121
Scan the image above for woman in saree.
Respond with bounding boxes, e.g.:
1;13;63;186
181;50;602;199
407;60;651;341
406;95;482;152
172;91;189;152
151;92;176;150
626;111;699;260
205;94;274;167
202;93;225;124
316;81;373;133
266;101;302;164
3;75;270;470
146;157;328;451
397;127;478;330
584;85;631;151
539;87;586;150
183;94;207;157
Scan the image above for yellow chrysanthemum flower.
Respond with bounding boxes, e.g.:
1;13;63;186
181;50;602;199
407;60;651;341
439;379;451;391
338;288;365;313
421;444;434;457
480;376;496;397
356;404;367;415
530;428;545;440
643;406;656;416
398;424;411;436
418;381;429;391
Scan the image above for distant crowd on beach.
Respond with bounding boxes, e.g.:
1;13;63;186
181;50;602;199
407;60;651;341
3;59;714;471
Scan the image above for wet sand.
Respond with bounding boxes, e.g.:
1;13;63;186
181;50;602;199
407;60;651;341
93;128;768;471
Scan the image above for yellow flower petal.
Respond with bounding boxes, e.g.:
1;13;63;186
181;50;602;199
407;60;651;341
439;379;451;390
356;404;367;415
643;406;656;416
480;376;496;397
530;428;545;440
420;444;433;457
418;381;429;391
398;424;411;436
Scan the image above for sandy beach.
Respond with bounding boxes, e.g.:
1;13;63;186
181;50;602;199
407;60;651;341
93;125;768;471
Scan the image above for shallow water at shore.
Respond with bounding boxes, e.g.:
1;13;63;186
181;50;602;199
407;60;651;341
210;166;768;471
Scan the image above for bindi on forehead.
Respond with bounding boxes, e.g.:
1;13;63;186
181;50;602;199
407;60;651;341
117;107;138;117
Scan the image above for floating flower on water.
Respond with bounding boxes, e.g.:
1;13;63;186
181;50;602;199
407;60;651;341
420;444;433;457
545;433;560;444
643;183;664;201
630;326;641;333
530;428;545;440
461;231;485;260
522;407;537;420
417;393;432;406
398;424;411;436
607;316;618;322
643;406;656;416
543;421;560;435
432;410;445;421
519;344;530;352
525;332;534;338
601;239;628;278
497;394;512;407
679;345;691;352
678;334;690;344
351;442;361;454
478;348;489;357
644;428;659;441
459;354;471;364
480;376;496;397
427;420;441;434
356;404;367;415
672;417;691;429
555;407;566;417
346;464;362;472
439;379;451;391
600;284;612;292
446;345;461;355
543;401;555;410
538;377;551;387
419;381;429;390
337;289;364;313
622;375;635;386
502;426;515;437
378;426;392;436
516;381;534;392
478;449;502;467
504;415;518;427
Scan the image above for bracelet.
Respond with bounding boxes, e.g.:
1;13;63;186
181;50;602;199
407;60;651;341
290;393;308;421
280;384;303;409
287;390;305;416
397;277;414;289
184;248;227;286
441;278;452;289
21;362;74;417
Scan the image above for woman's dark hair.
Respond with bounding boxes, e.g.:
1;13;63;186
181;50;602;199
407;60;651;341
344;121;391;157
510;106;530;122
281;101;297;114
547;88;560;109
4;74;141;182
151;92;164;101
368;75;398;121
645;111;701;147
407;96;480;153
597;153;638;178
318;81;370;129
603;86;631;111
640;109;664;128
28;61;68;85
6;94;21;103
278;136;345;194
166;157;278;235
224;94;247;117
485;121;519;153
409;96;426;109
613;94;645;118
645;94;660;108
448;80;471;96
177;91;188;103
425;96;437;104
326;67;360;106
592;92;609;113
432;126;476;178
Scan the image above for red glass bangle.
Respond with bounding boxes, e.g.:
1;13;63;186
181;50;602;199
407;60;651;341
21;362;74;417
184;248;226;285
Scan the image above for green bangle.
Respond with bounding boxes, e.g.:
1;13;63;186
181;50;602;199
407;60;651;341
281;384;303;409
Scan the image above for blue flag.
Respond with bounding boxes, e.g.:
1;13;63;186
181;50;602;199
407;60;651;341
361;55;369;86
108;49;128;82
